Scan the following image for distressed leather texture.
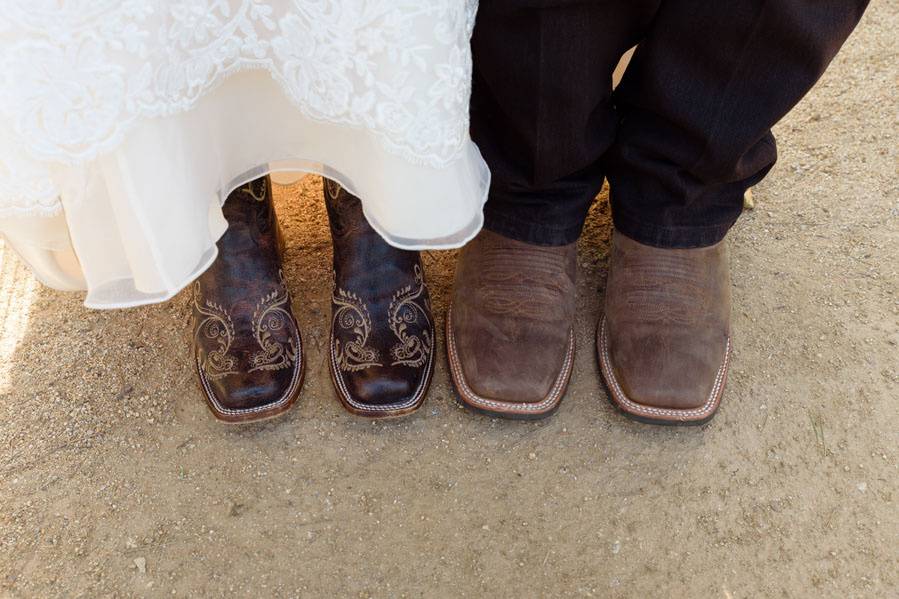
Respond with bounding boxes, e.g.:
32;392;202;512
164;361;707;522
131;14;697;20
192;176;303;422
602;231;731;411
450;229;576;407
325;179;434;415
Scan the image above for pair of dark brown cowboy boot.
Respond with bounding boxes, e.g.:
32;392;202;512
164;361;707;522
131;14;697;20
192;176;434;423
447;228;731;425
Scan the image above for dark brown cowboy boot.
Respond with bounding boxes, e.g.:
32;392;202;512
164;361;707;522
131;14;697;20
446;230;576;419
324;179;435;418
192;176;304;423
597;231;731;425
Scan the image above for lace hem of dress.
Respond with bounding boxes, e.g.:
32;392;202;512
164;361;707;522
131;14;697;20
0;148;62;218
0;0;478;171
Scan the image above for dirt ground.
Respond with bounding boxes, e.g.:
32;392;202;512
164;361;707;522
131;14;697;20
1;4;897;599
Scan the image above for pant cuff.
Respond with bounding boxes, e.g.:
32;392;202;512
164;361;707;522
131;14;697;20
483;208;585;246
610;206;735;249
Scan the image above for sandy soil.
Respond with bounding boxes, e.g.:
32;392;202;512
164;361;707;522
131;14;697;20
1;3;897;598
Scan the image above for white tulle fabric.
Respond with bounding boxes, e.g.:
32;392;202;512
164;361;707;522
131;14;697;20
0;0;488;308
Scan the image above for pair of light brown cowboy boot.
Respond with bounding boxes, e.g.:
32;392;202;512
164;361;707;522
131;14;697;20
191;176;434;423
447;229;730;425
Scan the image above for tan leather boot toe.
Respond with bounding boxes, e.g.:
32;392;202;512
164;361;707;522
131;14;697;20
447;230;576;419
597;231;731;425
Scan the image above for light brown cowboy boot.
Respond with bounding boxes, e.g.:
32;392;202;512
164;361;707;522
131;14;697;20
446;230;576;419
597;231;731;425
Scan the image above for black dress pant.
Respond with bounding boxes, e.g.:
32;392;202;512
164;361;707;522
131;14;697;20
471;0;869;248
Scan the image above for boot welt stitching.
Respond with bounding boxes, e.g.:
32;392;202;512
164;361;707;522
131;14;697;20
598;316;729;419
197;323;303;417
446;306;574;413
329;324;435;413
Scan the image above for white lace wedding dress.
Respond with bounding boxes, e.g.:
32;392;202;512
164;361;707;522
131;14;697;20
0;1;488;308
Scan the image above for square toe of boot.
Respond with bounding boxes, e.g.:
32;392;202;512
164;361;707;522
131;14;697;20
612;360;717;410
207;375;295;411
343;371;420;406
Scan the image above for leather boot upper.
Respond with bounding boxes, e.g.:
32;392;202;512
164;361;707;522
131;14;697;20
603;231;731;410
192;177;303;421
325;179;434;414
450;230;576;405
